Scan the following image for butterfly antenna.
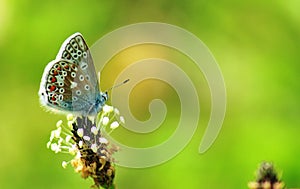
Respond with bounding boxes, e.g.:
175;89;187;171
106;79;130;92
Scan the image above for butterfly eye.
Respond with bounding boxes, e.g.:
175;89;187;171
85;75;90;81
58;82;64;87
103;92;108;101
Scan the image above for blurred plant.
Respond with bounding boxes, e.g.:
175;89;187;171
248;162;285;189
46;105;124;189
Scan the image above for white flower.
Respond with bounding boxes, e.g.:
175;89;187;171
102;116;109;126
83;135;90;141
65;135;72;143
56;120;63;128
114;108;120;115
99;137;108;144
110;121;119;130
58;138;63;145
120;116;125;124
103;105;113;113
77;128;84;137
68;145;77;155
78;140;83;148
50;131;55;141
62;161;68;169
67;121;74;129
51;143;60;153
91;126;98;135
54;127;62;138
46;141;51;149
91;143;98;153
67;114;74;121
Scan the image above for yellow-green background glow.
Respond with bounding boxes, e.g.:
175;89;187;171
0;1;299;188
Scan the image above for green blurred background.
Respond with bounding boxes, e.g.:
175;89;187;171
1;0;300;188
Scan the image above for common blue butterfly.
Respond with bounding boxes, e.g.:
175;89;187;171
39;33;108;116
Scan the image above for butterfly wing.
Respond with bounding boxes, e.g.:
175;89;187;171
57;32;100;94
58;33;103;115
39;33;104;115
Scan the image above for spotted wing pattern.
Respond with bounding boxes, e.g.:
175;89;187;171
39;33;105;115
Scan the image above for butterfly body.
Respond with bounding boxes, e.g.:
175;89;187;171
39;33;107;116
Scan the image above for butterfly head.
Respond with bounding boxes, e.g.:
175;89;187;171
102;91;108;102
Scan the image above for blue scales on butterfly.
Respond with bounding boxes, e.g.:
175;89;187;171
39;33;108;116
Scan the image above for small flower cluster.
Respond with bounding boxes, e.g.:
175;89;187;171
47;105;124;189
248;162;285;189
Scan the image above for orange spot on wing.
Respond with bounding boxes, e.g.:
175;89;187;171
50;85;56;91
53;70;58;76
51;96;56;101
51;77;57;83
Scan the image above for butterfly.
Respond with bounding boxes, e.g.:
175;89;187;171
39;32;108;116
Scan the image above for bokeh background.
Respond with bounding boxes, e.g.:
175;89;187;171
1;0;299;188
